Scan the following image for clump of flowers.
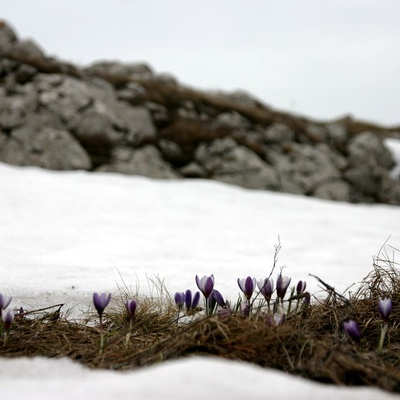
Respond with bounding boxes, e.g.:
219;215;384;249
174;290;200;316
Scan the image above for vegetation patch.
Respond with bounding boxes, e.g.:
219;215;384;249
1;243;400;393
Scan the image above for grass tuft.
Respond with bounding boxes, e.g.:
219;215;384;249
1;247;400;393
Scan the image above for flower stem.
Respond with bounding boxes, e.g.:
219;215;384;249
378;323;389;352
125;319;133;348
99;315;105;355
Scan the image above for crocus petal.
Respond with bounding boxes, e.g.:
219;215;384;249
276;274;291;299
296;280;307;295
343;320;361;341
245;277;255;297
174;292;184;307
237;278;245;293
185;290;192;310
93;292;111;316
212;289;226;307
196;274;215;298
0;294;12;310
192;291;201;309
126;299;137;318
378;298;392;321
238;277;256;300
258;278;274;300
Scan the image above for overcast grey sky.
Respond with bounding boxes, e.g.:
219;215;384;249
2;0;400;126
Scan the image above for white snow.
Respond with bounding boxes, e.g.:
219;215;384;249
0;152;399;399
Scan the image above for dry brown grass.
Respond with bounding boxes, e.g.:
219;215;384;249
1;248;400;392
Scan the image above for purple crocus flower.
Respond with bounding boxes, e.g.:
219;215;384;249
296;280;307;295
1;309;14;330
0;294;12;310
237;276;257;300
211;289;226;307
93;292;111;318
276;273;291;299
195;274;215;299
343;320;361;341
378;298;392;322
184;289;201;311
207;289;226;314
174;292;185;308
126;299;137;319
257;278;274;302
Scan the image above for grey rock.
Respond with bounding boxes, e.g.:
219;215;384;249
215;89;261;108
146;102;170;125
347;131;394;170
313;180;351;202
305;123;329;143
85;61;153;80
37;75;92;120
212;111;251;130
195;138;280;190
0;127;91;170
261;123;295;144
117;82;146;102
158;139;184;161
344;132;394;199
73;111;122;144
98;145;180;179
0;20;18;54
0;91;38;129
15;64;38;83
113;104;156;145
326;122;349;148
10;39;45;60
180;161;207;178
268;143;345;196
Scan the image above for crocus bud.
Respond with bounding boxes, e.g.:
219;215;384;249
189;291;201;310
126;299;137;319
238;276;256;300
1;309;14;330
343;320;361;341
195;275;215;299
296;280;307;295
0;294;12;310
174;292;185;308
93;292;111;318
378;298;392;322
276;274;291;299
257;278;274;302
184;290;193;311
211;289;226;307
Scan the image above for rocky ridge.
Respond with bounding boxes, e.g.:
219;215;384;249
1;20;399;204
